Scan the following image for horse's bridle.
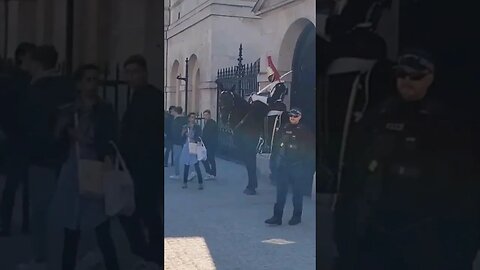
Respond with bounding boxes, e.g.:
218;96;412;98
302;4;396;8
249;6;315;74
220;90;235;126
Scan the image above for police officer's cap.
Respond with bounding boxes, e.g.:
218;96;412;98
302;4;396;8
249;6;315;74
288;108;302;117
396;48;435;73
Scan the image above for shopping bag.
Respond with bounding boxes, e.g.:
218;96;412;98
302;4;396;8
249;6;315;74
188;142;197;154
197;139;207;161
104;141;136;217
78;159;106;197
75;112;105;197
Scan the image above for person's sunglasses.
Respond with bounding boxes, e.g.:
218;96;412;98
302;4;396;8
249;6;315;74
395;69;428;81
289;114;300;118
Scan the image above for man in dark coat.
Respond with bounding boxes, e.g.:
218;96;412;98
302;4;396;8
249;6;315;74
118;54;163;268
201;109;218;179
0;42;36;236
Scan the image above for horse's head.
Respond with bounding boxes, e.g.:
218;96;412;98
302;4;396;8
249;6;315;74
216;79;236;124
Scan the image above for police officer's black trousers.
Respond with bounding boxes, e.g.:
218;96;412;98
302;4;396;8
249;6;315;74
357;224;444;270
274;163;303;217
356;220;477;270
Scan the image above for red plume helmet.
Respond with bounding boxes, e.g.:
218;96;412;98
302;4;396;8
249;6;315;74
266;56;281;81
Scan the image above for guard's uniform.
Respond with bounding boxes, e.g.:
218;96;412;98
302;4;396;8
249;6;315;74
266;111;313;226
248;56;289;155
335;96;479;270
250;56;288;112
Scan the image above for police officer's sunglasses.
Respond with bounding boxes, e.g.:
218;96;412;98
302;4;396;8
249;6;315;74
395;69;429;81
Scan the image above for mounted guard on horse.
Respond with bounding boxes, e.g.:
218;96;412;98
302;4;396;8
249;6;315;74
249;56;291;156
216;56;291;195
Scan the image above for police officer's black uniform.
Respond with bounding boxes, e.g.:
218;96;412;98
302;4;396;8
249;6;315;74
335;50;480;270
265;108;313;226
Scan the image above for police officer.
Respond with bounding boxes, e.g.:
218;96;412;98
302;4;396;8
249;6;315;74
265;108;313;226
334;49;479;270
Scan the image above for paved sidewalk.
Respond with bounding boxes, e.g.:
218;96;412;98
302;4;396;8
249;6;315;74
164;158;316;270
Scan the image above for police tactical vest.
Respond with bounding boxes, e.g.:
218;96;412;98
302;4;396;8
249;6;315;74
360;99;450;229
278;124;304;164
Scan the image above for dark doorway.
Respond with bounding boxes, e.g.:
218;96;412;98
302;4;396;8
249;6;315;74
291;23;316;132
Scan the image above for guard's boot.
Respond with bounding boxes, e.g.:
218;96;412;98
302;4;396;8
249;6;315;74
288;211;302;226
265;204;283;225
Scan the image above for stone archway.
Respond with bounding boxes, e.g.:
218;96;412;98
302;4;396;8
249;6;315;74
170;60;180;107
290;22;315;131
277;18;315;75
277;18;316;129
193;69;201;114
187;54;198;114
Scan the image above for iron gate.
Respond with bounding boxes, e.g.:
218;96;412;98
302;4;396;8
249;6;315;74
215;44;260;159
100;63;131;122
57;61;131;122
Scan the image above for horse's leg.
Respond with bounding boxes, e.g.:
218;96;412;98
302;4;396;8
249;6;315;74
244;144;258;191
237;135;258;194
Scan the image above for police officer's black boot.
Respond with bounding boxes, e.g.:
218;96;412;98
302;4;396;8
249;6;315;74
265;204;283;225
288;211;302;226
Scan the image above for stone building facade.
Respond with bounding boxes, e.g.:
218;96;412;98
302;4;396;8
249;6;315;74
164;0;316;119
1;0;400;119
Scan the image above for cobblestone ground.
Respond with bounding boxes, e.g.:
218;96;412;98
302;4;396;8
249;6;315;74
164;158;316;270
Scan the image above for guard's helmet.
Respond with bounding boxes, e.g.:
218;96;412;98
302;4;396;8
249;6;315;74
266;56;280;82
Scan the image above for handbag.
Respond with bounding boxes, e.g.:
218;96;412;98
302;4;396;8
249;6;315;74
186;126;198;154
104;141;136;217
188;142;198;154
197;138;207;161
75;112;105;197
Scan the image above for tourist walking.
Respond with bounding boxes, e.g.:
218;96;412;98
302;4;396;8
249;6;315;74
201;109;218;180
180;113;204;189
54;64;119;270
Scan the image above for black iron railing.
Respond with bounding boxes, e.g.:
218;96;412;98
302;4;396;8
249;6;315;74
100;63;131;122
215;44;260;159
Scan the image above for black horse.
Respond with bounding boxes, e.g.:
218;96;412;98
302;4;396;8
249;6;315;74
216;80;289;195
